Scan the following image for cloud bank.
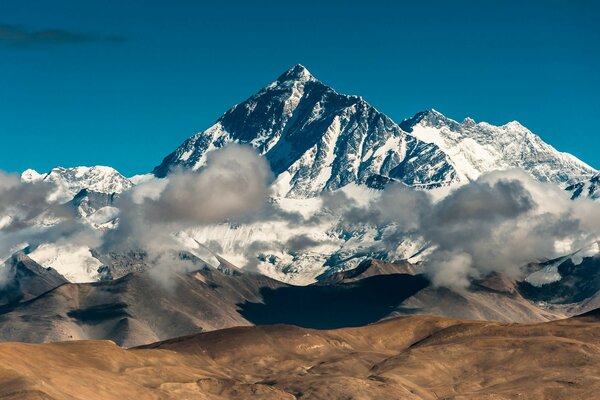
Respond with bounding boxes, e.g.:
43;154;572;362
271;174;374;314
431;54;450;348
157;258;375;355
0;142;598;290
99;144;273;283
0;145;271;286
324;169;600;288
0;170;100;285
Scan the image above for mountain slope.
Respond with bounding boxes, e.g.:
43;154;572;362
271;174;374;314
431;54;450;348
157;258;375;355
566;172;600;200
154;65;458;197
154;66;595;198
519;250;600;307
0;259;565;347
0;252;67;306
0;266;285;347
400;109;596;184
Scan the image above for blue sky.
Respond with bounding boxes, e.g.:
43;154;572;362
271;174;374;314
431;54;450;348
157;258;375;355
0;0;598;176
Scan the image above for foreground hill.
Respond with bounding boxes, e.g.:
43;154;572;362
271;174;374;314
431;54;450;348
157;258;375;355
0;311;599;399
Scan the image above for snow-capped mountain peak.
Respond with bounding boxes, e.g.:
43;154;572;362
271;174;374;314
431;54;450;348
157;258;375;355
21;166;133;202
502;120;526;130
153;66;457;197
21;168;46;183
400;110;596;184
274;64;316;84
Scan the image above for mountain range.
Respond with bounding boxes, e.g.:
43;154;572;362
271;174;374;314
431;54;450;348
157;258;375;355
153;65;595;196
1;65;598;350
16;65;598;286
0;245;598;347
23;65;595;200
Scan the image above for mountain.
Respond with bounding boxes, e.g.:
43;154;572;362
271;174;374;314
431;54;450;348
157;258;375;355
519;248;600;307
9;65;599;287
399;109;596;184
154;66;595;198
0;257;567;347
566;172;600;200
21;166;133;202
147;65;597;281
1;311;599;400
65;188;118;219
154;65;458;197
0;252;67;306
0;263;285;347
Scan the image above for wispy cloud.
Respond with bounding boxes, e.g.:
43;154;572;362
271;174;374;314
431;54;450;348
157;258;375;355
0;23;125;46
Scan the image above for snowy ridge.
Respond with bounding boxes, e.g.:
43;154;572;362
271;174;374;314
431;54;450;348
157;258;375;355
155;67;595;198
28;244;103;283
401;109;596;185
22;166;133;202
153;65;458;197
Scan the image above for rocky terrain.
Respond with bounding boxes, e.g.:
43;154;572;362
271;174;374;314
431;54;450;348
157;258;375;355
0;310;599;399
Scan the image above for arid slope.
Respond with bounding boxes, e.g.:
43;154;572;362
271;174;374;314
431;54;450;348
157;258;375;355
0;311;599;399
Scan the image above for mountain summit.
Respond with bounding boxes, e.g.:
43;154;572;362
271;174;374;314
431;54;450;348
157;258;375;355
275;63;315;83
153;65;457;197
153;66;595;196
21;166;133;202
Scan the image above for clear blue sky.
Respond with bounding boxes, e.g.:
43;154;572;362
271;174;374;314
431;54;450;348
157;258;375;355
1;0;598;176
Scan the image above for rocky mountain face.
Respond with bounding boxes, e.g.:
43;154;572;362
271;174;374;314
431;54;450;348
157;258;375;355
400;109;596;184
154;66;595;197
20;66;594;202
20;66;595;204
0;252;68;306
153;65;458;197
566;172;600;200
65;188;118;218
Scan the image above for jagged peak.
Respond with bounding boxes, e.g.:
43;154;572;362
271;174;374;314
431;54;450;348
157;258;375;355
49;165;123;174
276;64;315;84
21;168;46;183
411;108;445;120
399;108;454;132
502;120;527;130
426;108;444;116
406;111;531;133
